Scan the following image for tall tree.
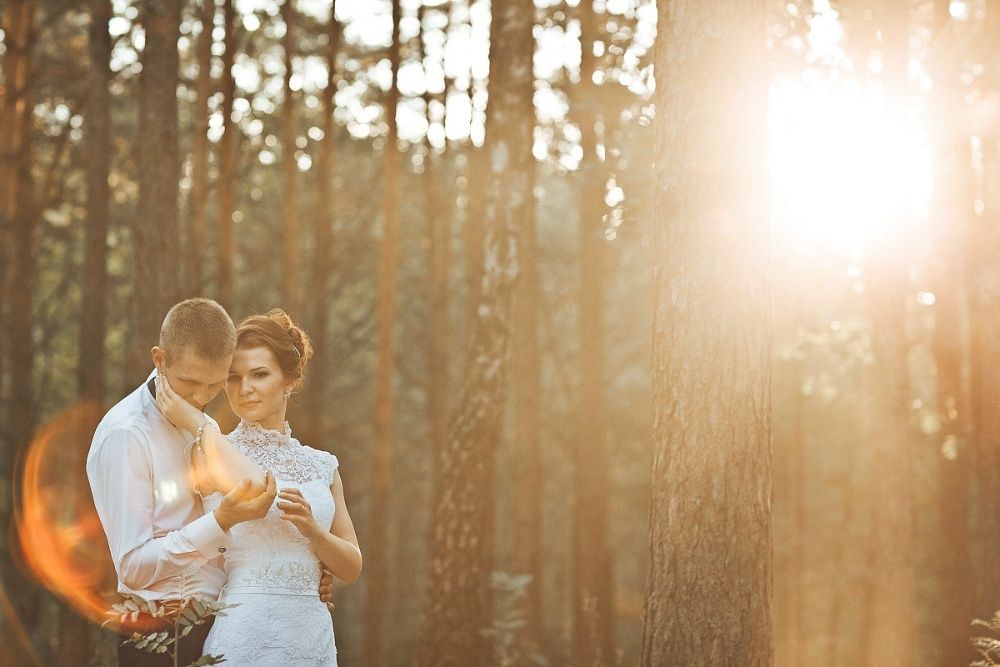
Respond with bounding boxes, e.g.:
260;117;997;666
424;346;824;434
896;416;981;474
463;0;486;327
185;0;216;296
280;0;302;317
0;0;36;459
572;3;614;663
78;0;112;404
927;2;975;662
857;3;918;663
970;0;1000;626
511;111;542;650
306;1;341;435
134;0;182;363
419;0;451;504
640;0;772;664
416;0;531;660
364;0;401;663
216;0;238;312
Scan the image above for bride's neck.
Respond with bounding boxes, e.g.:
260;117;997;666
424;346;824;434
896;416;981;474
255;410;287;433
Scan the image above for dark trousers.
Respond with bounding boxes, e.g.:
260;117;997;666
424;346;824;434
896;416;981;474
117;616;215;667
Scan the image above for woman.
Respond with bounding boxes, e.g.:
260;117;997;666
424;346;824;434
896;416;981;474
158;308;361;666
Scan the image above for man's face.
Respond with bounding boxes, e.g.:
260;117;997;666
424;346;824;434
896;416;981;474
151;346;231;410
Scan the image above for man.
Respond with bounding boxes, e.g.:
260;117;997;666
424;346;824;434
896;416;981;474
86;298;333;666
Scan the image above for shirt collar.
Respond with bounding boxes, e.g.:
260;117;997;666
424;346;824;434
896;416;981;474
140;370;195;439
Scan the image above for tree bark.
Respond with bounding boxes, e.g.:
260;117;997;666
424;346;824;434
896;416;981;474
927;1;975;661
364;0;401;663
641;1;772;664
133;0;182;370
857;4;918;664
0;4;37;636
1;0;36;465
512;137;542;647
216;0;237;313
572;3;614;663
416;0;531;661
78;0;112;404
280;0;301;317
185;0;215;296
971;0;1000;627
306;1;341;439
421;4;452;485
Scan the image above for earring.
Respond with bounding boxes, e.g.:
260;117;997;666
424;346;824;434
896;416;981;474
283;390;291;400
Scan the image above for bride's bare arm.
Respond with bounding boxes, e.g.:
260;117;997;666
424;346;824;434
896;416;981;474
277;471;362;583
154;372;266;496
192;424;265;496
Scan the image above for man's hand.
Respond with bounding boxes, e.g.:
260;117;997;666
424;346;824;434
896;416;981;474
319;569;335;611
214;471;276;531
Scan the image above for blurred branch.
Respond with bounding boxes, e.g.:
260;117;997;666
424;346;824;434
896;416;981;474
33;96;84;221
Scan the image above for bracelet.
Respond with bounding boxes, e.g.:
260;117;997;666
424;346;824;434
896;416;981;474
193;417;212;453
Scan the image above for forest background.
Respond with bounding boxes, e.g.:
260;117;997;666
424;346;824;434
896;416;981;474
2;0;1000;665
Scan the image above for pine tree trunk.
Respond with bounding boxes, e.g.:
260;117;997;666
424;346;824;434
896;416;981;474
464;67;486;327
1;0;35;466
133;0;182;367
416;0;531;661
641;1;772;664
970;0;1000;627
858;4;918;664
422;6;451;482
186;0;215;296
280;0;301;317
928;1;975;659
512;151;542;645
306;2;340;438
78;0;112;404
572;4;614;663
364;0;401;663
216;0;237;313
0;15;37;644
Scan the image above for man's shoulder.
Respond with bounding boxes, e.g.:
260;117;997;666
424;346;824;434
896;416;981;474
91;386;153;449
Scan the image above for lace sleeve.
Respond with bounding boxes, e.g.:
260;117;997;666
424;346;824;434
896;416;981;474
315;450;339;486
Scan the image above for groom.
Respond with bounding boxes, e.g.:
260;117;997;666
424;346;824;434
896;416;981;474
86;298;334;667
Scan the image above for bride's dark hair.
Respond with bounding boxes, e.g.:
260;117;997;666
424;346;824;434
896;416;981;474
235;308;313;391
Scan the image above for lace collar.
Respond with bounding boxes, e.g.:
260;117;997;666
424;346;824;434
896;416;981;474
231;420;295;448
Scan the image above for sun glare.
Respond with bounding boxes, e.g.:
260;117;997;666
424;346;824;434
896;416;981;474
768;6;933;258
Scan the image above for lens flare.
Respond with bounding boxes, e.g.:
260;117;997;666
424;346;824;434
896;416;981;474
14;403;122;630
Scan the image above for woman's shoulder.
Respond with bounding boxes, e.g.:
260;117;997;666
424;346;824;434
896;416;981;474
299;442;339;465
293;441;340;481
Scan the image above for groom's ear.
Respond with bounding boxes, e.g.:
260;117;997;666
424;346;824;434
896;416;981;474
151;346;166;370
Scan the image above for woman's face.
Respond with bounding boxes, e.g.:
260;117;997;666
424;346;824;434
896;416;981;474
226;346;290;427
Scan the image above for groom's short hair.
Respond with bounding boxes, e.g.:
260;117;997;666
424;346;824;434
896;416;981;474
159;298;236;365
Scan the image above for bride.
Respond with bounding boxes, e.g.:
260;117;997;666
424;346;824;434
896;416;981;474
156;308;361;666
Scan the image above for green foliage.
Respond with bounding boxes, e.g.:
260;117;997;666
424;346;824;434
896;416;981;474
104;595;236;667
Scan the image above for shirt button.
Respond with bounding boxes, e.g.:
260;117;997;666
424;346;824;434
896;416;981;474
218;546;227;553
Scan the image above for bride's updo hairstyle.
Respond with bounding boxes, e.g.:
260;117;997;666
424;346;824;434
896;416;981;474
235;308;314;392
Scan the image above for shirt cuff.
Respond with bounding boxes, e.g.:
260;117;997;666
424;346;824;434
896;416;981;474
186;511;236;558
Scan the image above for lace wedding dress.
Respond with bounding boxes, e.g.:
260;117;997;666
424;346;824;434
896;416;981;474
202;421;339;666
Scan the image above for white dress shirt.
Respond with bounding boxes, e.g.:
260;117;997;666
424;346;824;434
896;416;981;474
87;370;234;601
